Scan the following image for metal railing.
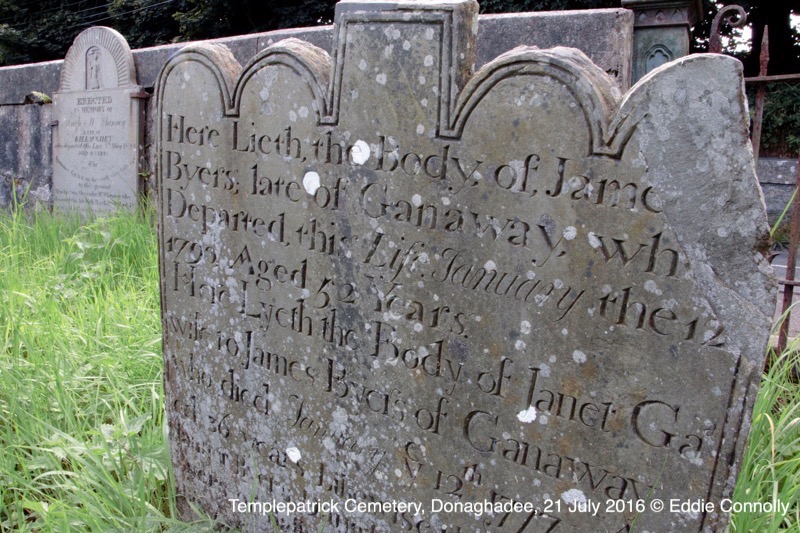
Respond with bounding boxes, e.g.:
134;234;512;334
711;6;800;353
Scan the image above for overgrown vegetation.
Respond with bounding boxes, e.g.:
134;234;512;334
750;83;800;157
0;208;213;530
0;209;797;530
731;345;800;532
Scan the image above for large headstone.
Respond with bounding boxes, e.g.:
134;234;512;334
53;27;145;214
156;1;775;530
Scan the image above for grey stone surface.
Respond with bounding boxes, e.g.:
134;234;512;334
52;27;145;214
758;157;797;185
757;157;798;223
155;1;773;530
0;60;62;105
0;7;632;212
0;11;632;105
476;10;633;90
0;102;53;212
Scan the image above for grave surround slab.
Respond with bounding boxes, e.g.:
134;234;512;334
156;1;776;530
53;26;144;213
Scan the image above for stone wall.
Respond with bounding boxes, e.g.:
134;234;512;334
758;157;799;224
0;102;53;210
0;25;338;212
0;9;789;217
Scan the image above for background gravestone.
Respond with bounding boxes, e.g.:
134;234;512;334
52;26;145;214
156;0;775;530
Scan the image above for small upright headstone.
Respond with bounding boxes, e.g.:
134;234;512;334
52;26;145;214
156;1;775;531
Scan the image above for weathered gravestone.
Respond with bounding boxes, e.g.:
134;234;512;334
53;27;145;213
156;1;776;530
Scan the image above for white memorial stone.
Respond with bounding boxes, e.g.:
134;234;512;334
53;26;145;214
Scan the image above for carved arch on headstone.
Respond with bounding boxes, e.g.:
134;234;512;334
158;40;650;160
59;26;137;91
155;43;240;115
446;46;622;154
232;39;331;121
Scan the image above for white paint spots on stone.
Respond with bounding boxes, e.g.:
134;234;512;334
412;194;423;207
572;350;587;364
425;28;435;40
484;260;496;271
384;44;394;58
588;232;602;248
286;447;301;463
561;489;587;507
520;320;532;335
515;339;526;351
539;364;551;377
420;98;428;107
376;73;387;85
561;328;568;336
303;172;320;195
527;270;536;280
644;280;663;295
289;110;297;122
350;140;370;165
183;71;191;81
424;55;434;67
358;59;367;70
416;124;425;135
298;106;308;118
563;226;577;240
403;40;411;50
418;75;426;85
414;323;423;332
441;196;451;206
517;405;536;423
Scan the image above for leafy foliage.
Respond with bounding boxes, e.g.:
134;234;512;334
751;83;800;157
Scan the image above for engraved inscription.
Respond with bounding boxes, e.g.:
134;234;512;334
53;27;142;214
156;2;774;531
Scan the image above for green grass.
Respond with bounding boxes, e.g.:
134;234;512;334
730;343;800;532
0;208;797;531
0;207;212;531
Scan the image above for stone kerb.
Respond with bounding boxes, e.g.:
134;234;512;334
153;0;773;530
52;26;145;214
